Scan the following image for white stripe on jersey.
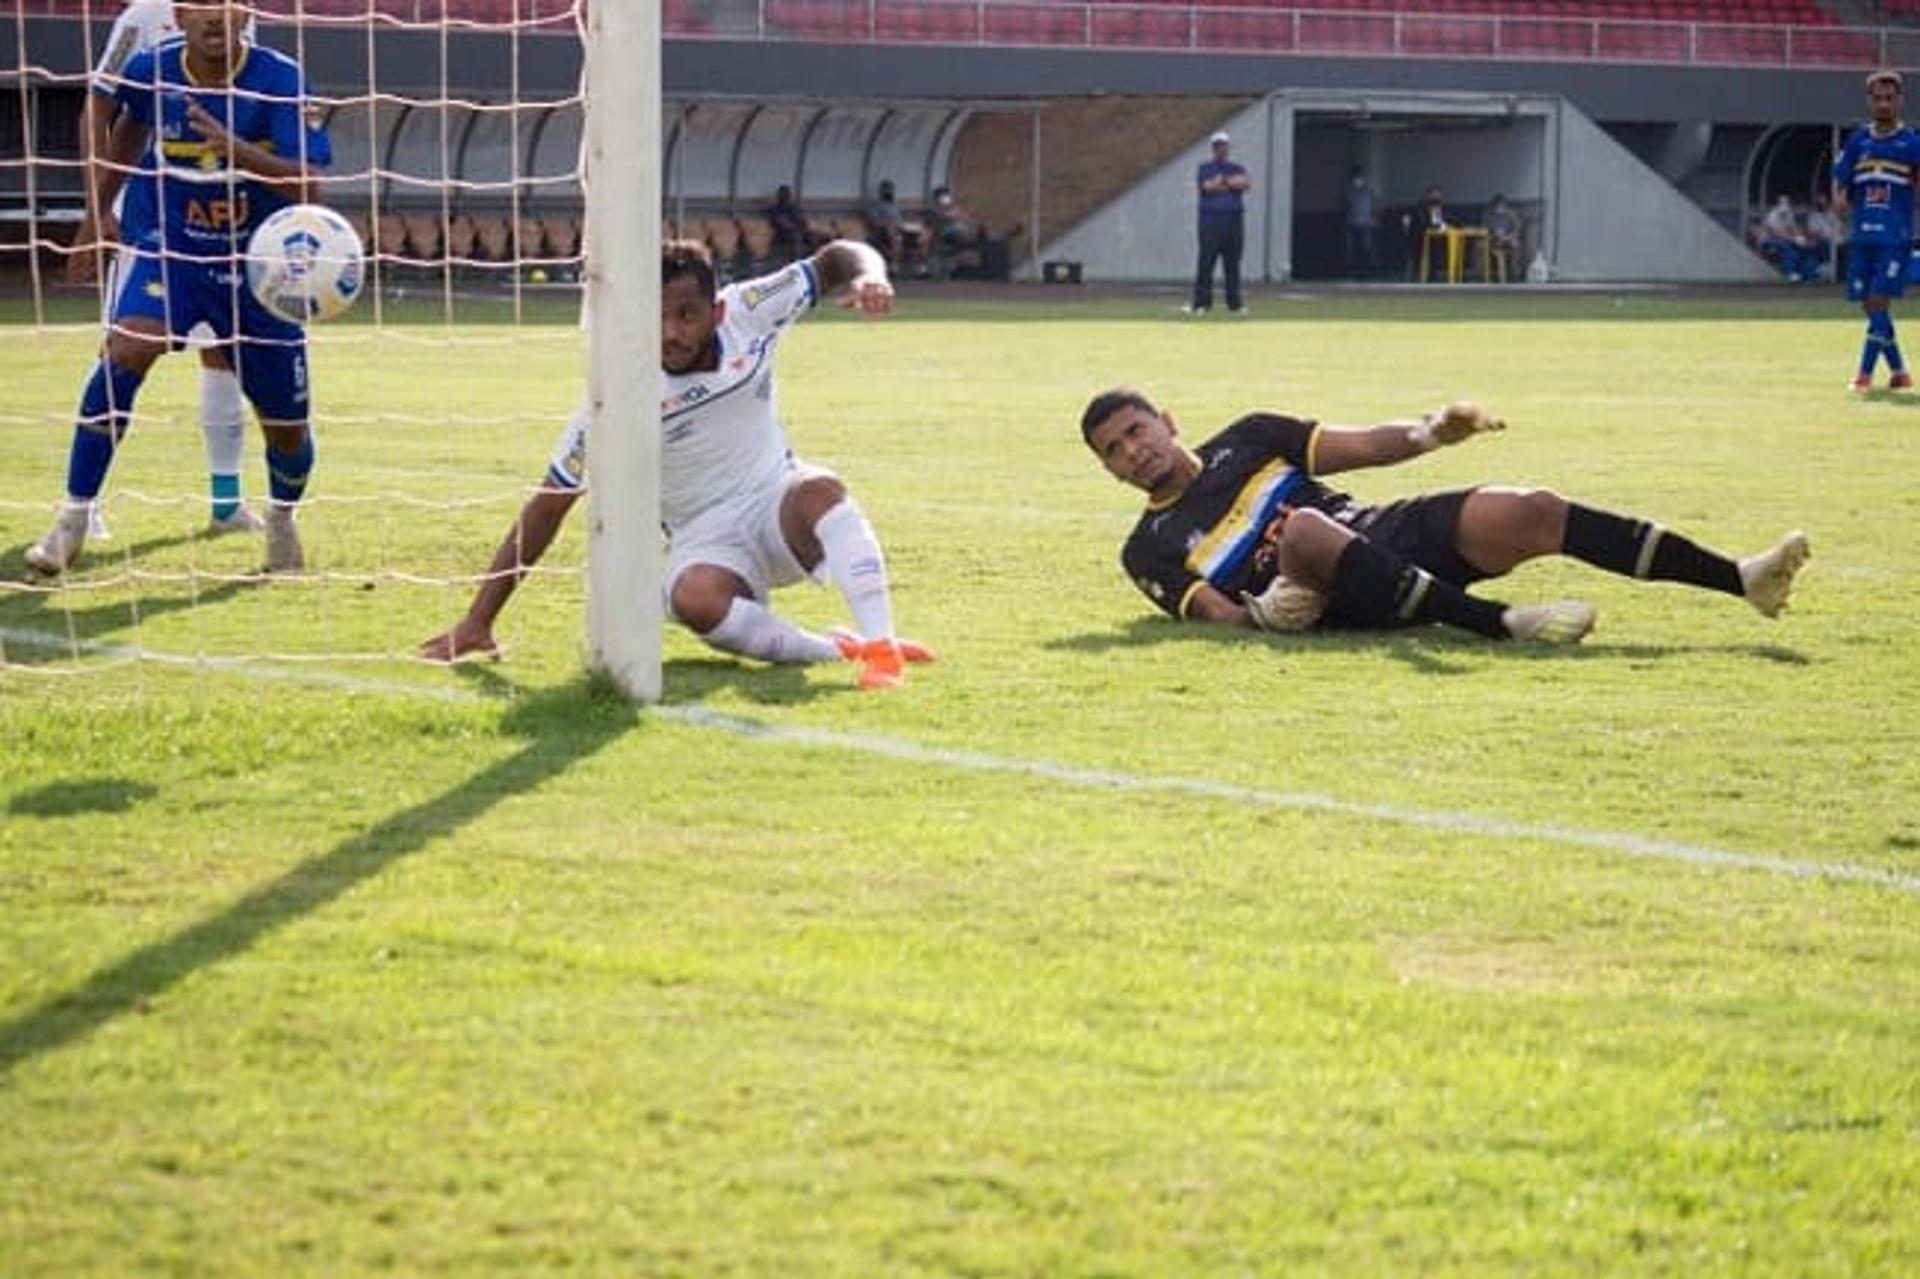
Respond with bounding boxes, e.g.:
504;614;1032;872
545;260;822;528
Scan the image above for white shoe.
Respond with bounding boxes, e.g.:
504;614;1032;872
1739;531;1810;618
87;501;111;542
1180;305;1208;316
263;504;304;574
207;504;266;536
1503;599;1596;644
24;503;92;576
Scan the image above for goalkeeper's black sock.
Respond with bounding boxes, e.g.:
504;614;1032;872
1563;504;1742;596
1331;536;1508;639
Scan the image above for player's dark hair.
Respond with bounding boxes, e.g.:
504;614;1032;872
1080;387;1158;445
1868;69;1904;94
663;238;716;299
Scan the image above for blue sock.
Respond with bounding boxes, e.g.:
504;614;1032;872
1862;312;1890;379
1884;313;1906;374
65;360;144;500
265;433;314;504
210;473;241;521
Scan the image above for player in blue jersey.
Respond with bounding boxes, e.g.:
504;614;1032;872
1082;389;1811;642
1831;69;1920;394
26;1;330;577
67;1;266;541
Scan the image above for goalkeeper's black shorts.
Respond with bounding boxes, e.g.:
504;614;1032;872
1343;487;1486;588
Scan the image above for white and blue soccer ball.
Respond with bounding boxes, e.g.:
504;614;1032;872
246;203;365;325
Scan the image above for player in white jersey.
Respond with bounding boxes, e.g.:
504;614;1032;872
66;0;264;540
419;237;934;690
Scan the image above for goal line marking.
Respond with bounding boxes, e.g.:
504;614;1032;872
4;625;1913;899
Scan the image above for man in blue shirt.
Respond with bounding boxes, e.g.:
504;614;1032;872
26;2;331;576
1186;131;1250;316
1832;69;1920;394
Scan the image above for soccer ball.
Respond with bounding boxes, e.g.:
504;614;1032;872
246;204;365;325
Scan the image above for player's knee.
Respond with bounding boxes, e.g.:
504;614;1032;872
1510;488;1568;544
1276;507;1349;571
103;329;163;374
793;474;848;524
669;568;741;635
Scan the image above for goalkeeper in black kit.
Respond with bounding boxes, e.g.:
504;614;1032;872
1080;388;1810;642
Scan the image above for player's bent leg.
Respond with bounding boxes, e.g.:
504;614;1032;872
782;475;925;690
673;564;840;665
1452;486;1567;576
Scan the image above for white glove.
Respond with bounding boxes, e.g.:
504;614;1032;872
1411;400;1505;451
1241;575;1327;632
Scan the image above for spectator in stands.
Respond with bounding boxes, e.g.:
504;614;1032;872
1186;130;1250;316
922;185;1016;281
862;179;921;276
763;184;815;265
1342;165;1376;279
1403;185;1448;281
1484;193;1522;282
1804;192;1843;283
1760;194;1816;282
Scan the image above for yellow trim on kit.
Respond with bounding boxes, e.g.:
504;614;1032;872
1185;458;1290;573
1177;579;1208;619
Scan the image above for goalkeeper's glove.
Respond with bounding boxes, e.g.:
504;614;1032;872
1241;575;1327;632
1410;400;1505;452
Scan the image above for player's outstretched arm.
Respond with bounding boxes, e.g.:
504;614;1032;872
1311;401;1505;475
810;239;894;316
419;485;581;663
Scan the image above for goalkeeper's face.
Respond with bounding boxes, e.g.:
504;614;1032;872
1086;403;1182;495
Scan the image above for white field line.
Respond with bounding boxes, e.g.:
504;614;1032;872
4;623;1916;898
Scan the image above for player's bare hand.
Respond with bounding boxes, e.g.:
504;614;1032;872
840;276;894;317
64;215;102;285
419;618;501;664
185;100;231;149
1419;400;1505;448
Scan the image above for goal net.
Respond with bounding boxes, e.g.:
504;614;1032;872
0;0;660;698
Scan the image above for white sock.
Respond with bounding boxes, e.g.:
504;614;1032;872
814;499;894;641
200;365;247;479
703;597;840;664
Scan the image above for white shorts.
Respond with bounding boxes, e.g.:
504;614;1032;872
664;460;833;618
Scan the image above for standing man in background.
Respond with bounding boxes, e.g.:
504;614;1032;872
1832;68;1920;393
1342;164;1376;279
1186;130;1250;316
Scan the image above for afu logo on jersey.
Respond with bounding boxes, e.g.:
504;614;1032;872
740;273;798;311
664;383;711;414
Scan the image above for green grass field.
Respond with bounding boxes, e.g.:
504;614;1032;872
2;285;1916;1276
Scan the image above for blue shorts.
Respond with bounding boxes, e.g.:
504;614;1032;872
1847;241;1907;302
111;246;312;422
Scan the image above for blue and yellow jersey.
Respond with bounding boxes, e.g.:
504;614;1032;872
1834;122;1920;245
114;38;330;257
1121;413;1357;619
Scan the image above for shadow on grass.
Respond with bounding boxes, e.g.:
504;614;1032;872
8;778;159;817
660;654;848;706
0;678;636;1081
0;537;264;668
1046;615;1810;667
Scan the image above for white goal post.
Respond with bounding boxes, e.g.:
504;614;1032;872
583;0;662;703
